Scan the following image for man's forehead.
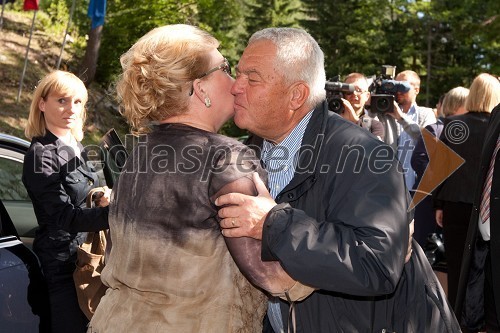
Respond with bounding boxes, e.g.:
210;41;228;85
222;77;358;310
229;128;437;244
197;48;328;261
238;41;276;66
346;78;368;88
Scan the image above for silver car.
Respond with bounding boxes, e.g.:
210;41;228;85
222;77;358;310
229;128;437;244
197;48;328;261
0;134;37;248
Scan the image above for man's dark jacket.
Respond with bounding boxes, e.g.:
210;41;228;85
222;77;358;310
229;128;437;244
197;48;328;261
456;105;500;331
249;101;460;332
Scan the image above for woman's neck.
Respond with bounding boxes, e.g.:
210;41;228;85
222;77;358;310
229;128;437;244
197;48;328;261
46;124;72;141
160;114;217;133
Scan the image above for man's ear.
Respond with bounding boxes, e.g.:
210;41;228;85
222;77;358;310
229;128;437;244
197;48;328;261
289;81;310;111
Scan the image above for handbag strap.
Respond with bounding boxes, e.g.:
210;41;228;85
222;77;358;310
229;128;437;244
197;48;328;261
81;231;107;255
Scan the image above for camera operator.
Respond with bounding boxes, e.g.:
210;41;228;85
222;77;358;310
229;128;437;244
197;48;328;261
370;70;436;192
340;73;385;141
393;70;436;192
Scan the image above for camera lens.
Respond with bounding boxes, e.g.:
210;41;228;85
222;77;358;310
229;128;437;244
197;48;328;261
376;97;391;112
371;94;394;113
328;97;344;114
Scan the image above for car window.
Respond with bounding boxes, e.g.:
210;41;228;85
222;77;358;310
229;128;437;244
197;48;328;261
0;148;29;201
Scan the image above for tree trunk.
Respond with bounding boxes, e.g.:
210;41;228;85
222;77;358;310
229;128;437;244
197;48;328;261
79;25;103;87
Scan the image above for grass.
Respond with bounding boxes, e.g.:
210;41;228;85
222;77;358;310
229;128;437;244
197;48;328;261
0;9;129;146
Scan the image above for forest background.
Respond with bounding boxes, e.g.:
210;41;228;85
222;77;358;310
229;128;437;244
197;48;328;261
0;0;498;144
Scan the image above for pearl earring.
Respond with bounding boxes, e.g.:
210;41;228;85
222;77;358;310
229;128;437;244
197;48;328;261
204;97;211;108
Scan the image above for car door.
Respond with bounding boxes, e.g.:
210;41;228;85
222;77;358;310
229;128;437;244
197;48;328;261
0;146;37;248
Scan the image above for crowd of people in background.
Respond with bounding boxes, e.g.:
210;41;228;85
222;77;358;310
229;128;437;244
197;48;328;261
340;69;500;333
20;23;500;333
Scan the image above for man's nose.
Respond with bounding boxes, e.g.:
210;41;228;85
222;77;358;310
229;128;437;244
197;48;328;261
231;78;243;95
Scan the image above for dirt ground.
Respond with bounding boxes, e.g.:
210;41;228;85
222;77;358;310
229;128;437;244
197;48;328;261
0;10;127;145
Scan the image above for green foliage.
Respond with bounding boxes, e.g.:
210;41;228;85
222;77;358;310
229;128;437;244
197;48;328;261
3;0;497;112
39;0;70;36
96;0;198;84
196;0;247;66
244;0;306;40
303;0;499;107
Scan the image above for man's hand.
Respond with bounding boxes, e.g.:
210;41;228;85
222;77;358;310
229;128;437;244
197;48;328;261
216;173;277;240
387;101;404;120
340;98;360;123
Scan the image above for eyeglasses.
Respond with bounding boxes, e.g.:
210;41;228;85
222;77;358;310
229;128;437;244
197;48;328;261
344;89;368;96
189;58;232;95
198;58;232;79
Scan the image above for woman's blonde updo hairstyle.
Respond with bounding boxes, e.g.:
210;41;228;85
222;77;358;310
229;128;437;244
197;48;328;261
25;70;88;141
116;24;219;134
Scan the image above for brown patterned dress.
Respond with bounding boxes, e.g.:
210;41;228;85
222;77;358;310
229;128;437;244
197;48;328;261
89;123;267;333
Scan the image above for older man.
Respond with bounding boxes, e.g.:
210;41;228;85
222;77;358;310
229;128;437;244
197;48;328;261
216;27;458;333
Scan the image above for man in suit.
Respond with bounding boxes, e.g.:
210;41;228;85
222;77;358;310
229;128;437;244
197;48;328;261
216;27;459;333
456;103;500;332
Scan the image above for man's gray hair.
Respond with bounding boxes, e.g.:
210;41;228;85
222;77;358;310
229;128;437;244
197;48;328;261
249;27;326;108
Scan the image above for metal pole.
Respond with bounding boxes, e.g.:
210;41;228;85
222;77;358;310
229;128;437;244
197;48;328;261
1;0;7;30
56;0;77;69
17;10;37;103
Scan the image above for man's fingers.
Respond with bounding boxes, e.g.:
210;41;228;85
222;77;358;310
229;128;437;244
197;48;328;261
220;217;238;229
218;205;242;219
221;228;241;238
215;192;244;207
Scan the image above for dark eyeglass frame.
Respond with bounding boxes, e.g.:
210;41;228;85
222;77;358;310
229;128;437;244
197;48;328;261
189;58;232;96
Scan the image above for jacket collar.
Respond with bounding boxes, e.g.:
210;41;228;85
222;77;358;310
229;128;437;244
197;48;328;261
282;101;327;192
34;131;93;177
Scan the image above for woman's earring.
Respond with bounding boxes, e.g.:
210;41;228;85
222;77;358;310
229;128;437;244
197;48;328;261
204;97;211;108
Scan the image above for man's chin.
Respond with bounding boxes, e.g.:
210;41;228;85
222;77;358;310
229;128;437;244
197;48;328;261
233;113;247;130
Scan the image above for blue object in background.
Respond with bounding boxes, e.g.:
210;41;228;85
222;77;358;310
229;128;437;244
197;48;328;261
88;0;106;29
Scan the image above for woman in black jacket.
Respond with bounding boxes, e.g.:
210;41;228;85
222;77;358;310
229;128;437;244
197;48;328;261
22;71;110;333
434;73;500;311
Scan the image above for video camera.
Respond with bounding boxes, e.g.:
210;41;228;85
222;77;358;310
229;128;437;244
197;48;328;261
368;65;411;114
325;76;354;114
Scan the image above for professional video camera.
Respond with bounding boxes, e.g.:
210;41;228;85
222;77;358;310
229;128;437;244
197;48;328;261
325;76;354;114
368;65;411;114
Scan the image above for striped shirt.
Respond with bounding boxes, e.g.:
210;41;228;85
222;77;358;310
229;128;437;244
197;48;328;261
262;110;314;198
262;109;313;333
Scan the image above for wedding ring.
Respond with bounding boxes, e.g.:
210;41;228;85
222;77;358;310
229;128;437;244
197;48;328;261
231;219;236;227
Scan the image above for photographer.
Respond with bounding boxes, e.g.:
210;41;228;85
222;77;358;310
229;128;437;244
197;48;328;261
340;73;385;141
369;70;436;192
